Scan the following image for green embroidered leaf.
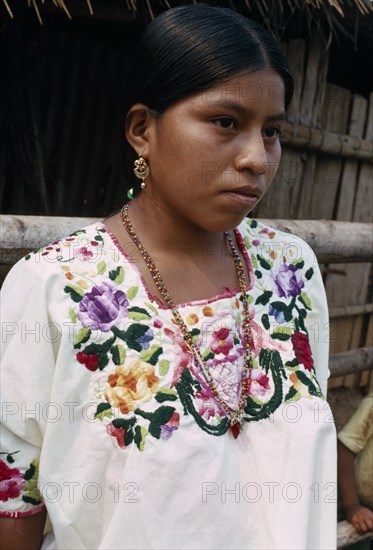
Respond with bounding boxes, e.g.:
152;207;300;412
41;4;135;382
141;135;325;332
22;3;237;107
201;345;214;361
134;425;147;452
144;301;159;315
73;327;91;348
148;421;161;438
111;325;127;341
25;254;31;261
250;219;258;228
22;460;42;505
83;336;116;356
243;236;251;249
23;462;35;481
257;255;271;270
155;390;178;403
124;324;153;352
124;429;134;446
261;314;270;330
285;386;299;401
128;307;152;321
233;335;240;345
152;405;175;425
94;402;113;420
299;292;312;310
112;417;136;430
295;260;304;269
68;307;77;322
250;254;258;269
255;290;273;306
270;300;293;322
94;234;103;242
255;270;263;279
296;371;320;397
64;284;84;303
97;260;106;275
159;359;170;376
140;344;163;366
305;267;314;280
111;344;126;365
270;301;287;311
271;327;291;341
285;358;299;368
109;267;121;282
127;286;139;300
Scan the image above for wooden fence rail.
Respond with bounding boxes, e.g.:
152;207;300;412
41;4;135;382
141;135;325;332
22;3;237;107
1;216;372;264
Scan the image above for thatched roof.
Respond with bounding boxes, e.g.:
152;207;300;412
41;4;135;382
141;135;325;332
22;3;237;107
2;0;373;40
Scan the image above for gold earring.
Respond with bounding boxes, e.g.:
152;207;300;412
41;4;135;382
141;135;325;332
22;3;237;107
134;156;149;189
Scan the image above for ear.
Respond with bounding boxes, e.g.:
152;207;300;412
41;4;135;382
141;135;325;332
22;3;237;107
125;104;156;158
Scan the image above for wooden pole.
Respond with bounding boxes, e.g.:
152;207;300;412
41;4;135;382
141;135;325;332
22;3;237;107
329;347;373;378
337;520;373;549
281;122;373;162
1;215;372;265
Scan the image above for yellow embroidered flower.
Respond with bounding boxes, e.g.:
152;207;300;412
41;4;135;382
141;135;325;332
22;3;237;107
106;359;159;414
202;306;214;317
186;313;199;325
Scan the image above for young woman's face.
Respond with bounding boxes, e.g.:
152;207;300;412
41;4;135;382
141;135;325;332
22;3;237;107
145;68;286;232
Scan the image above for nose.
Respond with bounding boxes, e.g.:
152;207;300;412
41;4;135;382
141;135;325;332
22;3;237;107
234;134;267;176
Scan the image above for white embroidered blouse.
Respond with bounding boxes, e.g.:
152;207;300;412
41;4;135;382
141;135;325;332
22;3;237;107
0;218;337;549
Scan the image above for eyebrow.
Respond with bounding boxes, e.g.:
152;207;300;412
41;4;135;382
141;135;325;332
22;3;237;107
206;100;287;122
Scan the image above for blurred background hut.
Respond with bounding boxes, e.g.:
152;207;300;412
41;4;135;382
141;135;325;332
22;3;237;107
0;0;372;406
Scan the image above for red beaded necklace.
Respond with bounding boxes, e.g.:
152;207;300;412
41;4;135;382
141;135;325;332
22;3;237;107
120;203;254;438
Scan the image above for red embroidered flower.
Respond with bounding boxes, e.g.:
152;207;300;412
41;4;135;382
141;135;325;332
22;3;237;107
0;460;25;502
291;331;314;371
76;352;99;371
106;423;125;449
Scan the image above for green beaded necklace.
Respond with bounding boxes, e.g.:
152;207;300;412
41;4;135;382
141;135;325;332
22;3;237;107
120;203;254;438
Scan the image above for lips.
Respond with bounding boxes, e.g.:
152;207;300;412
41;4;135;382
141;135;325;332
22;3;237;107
223;185;262;207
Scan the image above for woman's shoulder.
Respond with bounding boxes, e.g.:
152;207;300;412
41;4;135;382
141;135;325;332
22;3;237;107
1;222;112;291
237;217;316;263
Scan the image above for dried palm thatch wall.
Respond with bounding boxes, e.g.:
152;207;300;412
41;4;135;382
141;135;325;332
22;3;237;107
0;0;372;390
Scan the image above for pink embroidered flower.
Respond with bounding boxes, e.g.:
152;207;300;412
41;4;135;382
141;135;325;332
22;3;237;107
153;319;163;329
106;423;125;448
160;411;180;440
249;370;270;397
195;387;224;420
0;460;25;502
252;239;260;246
75;246;94;261
210;327;234;356
164;326;193;387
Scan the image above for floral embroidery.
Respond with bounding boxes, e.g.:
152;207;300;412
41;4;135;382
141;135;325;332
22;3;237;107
78;281;129;332
0;456;42;506
106;359;159;414
49;219;325;449
0;460;25;502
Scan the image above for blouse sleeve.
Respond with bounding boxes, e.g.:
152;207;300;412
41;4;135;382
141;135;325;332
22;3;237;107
1;257;56;517
301;239;330;398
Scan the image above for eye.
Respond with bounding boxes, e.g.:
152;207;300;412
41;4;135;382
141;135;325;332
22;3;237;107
212;117;237;130
263;127;282;141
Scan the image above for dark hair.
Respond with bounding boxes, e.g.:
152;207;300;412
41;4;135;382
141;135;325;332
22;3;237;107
123;4;293;184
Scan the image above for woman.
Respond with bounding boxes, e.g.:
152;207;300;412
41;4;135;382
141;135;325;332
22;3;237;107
0;4;336;549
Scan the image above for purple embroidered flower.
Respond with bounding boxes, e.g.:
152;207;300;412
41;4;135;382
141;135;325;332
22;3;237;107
78;281;129;332
160;411;180;440
135;328;154;350
269;304;286;324
0;460;25;502
271;264;304;298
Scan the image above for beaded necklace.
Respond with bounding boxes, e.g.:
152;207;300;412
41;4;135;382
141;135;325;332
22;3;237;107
120;203;254;438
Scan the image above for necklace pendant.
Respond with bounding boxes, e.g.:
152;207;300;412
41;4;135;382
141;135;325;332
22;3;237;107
230;415;244;439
